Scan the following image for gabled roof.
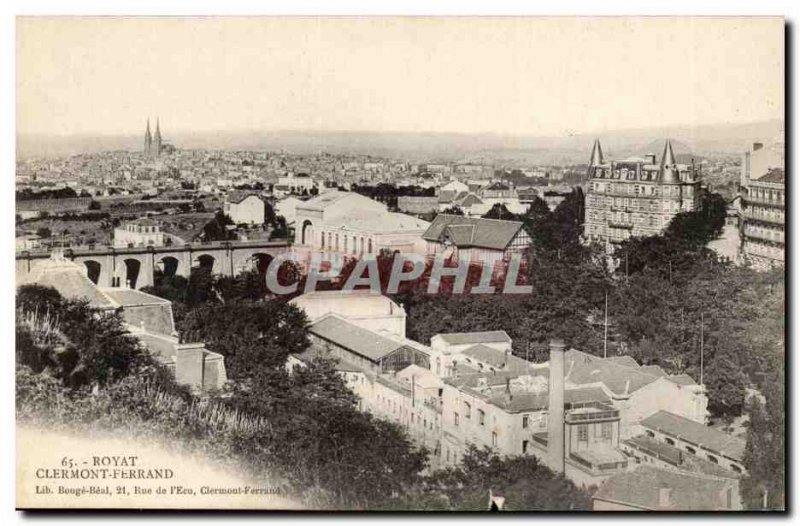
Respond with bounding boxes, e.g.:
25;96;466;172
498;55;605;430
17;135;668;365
422;214;524;250
454;193;483;207
461;344;531;372
593;466;737;511
757;167;785;184
434;330;512;346
226;191;263;204
308;314;406;363
640;410;745;462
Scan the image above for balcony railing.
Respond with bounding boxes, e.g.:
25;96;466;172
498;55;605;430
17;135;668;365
743;208;785;224
744;196;785;208
743;229;784;244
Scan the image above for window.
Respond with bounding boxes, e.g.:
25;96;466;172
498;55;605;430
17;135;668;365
601;422;612;440
492;432;498;447
725;488;732;509
731;464;742;474
464;402;471;419
577;424;589;443
685;446;696;455
522;415;529;429
522;440;529;454
478;409;485;426
454;412;460;426
707;455;719;464
665;437;675;446
646;430;655;438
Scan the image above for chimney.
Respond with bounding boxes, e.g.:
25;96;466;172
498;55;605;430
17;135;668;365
548;338;566;474
646;154;657;165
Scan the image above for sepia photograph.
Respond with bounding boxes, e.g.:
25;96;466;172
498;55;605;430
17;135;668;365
11;13;786;514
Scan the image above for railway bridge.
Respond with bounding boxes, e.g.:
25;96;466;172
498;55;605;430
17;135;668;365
15;240;290;290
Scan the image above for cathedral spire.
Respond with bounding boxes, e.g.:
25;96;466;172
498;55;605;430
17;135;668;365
144;119;152;155
153;117;163;156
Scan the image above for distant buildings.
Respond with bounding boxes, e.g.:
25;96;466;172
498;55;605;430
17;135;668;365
422;214;531;266
224;191;265;225
584;139;703;247
276;172;316;197
113;218;165;248
740;138;785;270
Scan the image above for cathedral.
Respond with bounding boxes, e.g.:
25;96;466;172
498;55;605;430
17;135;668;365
143;118;163;157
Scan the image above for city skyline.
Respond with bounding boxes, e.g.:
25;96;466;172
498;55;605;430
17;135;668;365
17;17;784;138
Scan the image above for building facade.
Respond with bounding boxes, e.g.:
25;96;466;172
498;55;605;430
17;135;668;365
422;214;532;266
740;138;785;270
287;291;722;492
294;191;430;260
584;139;703;247
224;192;266;225
114;218;165;248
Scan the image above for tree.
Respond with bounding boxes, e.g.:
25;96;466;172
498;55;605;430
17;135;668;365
16;285;161;389
224;357;429;507
440;205;464;216
178;301;310;379
390;445;589;510
482;203;514;220
741;367;785;509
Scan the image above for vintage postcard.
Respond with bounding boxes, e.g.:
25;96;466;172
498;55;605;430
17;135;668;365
14;16;785;511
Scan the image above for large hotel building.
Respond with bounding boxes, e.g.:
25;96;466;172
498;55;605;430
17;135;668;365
740;137;785;270
583;139;704;246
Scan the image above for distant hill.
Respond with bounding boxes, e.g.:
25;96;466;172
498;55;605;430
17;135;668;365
17;119;783;162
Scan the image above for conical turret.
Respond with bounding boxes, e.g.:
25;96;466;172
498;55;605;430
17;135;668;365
660;139;679;183
589;138;604;166
587;139;605;178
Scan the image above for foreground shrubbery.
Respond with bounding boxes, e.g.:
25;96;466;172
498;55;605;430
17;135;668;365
16;283;590;510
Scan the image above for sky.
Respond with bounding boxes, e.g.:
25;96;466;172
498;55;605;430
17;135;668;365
16;16;784;138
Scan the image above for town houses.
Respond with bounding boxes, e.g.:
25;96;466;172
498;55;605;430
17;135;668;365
286;289;744;506
583;139;704;247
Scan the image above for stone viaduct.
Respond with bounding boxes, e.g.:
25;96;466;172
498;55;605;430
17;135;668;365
15;240;290;290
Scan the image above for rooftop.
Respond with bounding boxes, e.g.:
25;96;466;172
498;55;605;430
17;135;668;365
434;330;512;346
422;214;524;250
309;314;407;362
593;466;737;511
641;410;745;462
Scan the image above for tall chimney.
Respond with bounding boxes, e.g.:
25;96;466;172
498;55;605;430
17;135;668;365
548;338;566;474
